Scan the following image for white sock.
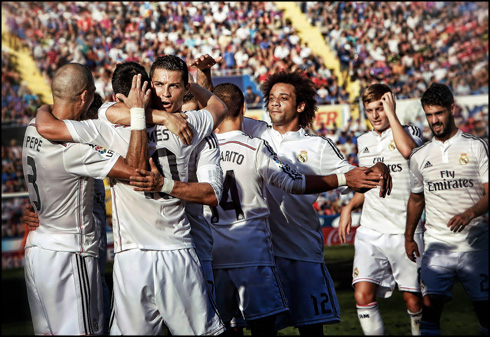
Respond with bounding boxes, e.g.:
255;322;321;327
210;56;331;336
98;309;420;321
407;309;422;335
357;302;384;335
420;320;440;336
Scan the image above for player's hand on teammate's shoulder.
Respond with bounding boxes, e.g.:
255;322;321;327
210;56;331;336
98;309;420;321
161;111;193;146
344;166;381;193
189;54;223;70
23;204;39;231
371;162;393;197
116;74;151;109
130;158;164;192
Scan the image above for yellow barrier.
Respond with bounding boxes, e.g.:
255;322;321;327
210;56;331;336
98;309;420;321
2;12;53;104
273;2;360;118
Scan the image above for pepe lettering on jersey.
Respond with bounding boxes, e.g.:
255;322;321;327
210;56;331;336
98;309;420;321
427;170;474;191
25;136;43;152
220;150;244;164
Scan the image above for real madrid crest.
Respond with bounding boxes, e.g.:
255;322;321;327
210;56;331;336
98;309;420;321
459;153;469;165
353;267;359;278
388;140;396;151
297;150;308;163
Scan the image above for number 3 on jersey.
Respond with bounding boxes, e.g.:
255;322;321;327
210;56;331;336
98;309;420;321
211;170;244;223
27;156;42;211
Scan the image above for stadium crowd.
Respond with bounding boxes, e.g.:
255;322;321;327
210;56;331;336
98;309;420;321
1;1;488;238
301;2;489;99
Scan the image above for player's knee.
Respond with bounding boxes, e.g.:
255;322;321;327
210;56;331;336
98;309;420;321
354;289;376;305
403;292;422;311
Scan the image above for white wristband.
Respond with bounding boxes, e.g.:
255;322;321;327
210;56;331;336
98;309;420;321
161;179;174;194
336;173;347;187
130;107;146;130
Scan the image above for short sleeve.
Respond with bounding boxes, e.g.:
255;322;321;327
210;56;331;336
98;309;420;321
64;143;121;180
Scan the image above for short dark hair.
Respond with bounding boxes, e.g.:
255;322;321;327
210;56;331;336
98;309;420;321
112;62;150;96
213;83;244;120
261;70;318;129
361;83;391;105
150;55;188;86
81;92;103;120
421;82;454;110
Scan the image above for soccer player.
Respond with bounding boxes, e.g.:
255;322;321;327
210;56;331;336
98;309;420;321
241;70;392;336
405;83;488;336
22;93;112;334
34;55;228;335
338;83;424;335
199;82;388;336
21;63;149;335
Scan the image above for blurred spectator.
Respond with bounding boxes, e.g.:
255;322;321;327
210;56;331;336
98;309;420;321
244;86;261;108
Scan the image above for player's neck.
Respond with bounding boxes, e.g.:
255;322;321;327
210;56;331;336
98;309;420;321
216;119;241;134
52;102;82;121
434;126;459;143
272;122;301;134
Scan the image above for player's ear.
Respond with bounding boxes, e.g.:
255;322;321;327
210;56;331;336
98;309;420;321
297;101;305;113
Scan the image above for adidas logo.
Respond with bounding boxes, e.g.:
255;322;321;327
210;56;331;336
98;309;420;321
362;147;370;153
423;161;433;169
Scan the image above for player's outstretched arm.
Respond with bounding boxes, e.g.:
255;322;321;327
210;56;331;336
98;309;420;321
380;92;418;159
189;54;223;109
106;103;194;146
35;104;74;141
405;191;425;262
338;192;364;243
188;83;228;130
129;158;219;206
447;182;488;233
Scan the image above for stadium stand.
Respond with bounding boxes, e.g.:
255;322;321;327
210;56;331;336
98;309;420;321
1;1;488;241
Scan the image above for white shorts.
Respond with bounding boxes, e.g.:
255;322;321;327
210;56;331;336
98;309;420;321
421;248;488;301
24;247;104;335
213;266;288;323
353;226;424;298
274;257;340;329
111;248;225;335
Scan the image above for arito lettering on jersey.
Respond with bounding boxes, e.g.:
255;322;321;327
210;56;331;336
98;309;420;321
220;150;244;165
25;136;43;152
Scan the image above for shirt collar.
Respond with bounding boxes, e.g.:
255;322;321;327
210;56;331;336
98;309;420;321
432;129;462;147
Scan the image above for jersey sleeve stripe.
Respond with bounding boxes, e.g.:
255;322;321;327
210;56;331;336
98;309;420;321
409;140;432;160
462;133;489;155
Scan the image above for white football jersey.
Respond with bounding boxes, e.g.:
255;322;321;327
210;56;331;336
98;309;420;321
186;133;222;262
65;104;215;252
204;130;306;268
357;126;424;233
242;118;353;263
410;130;488;252
22;119;121;257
